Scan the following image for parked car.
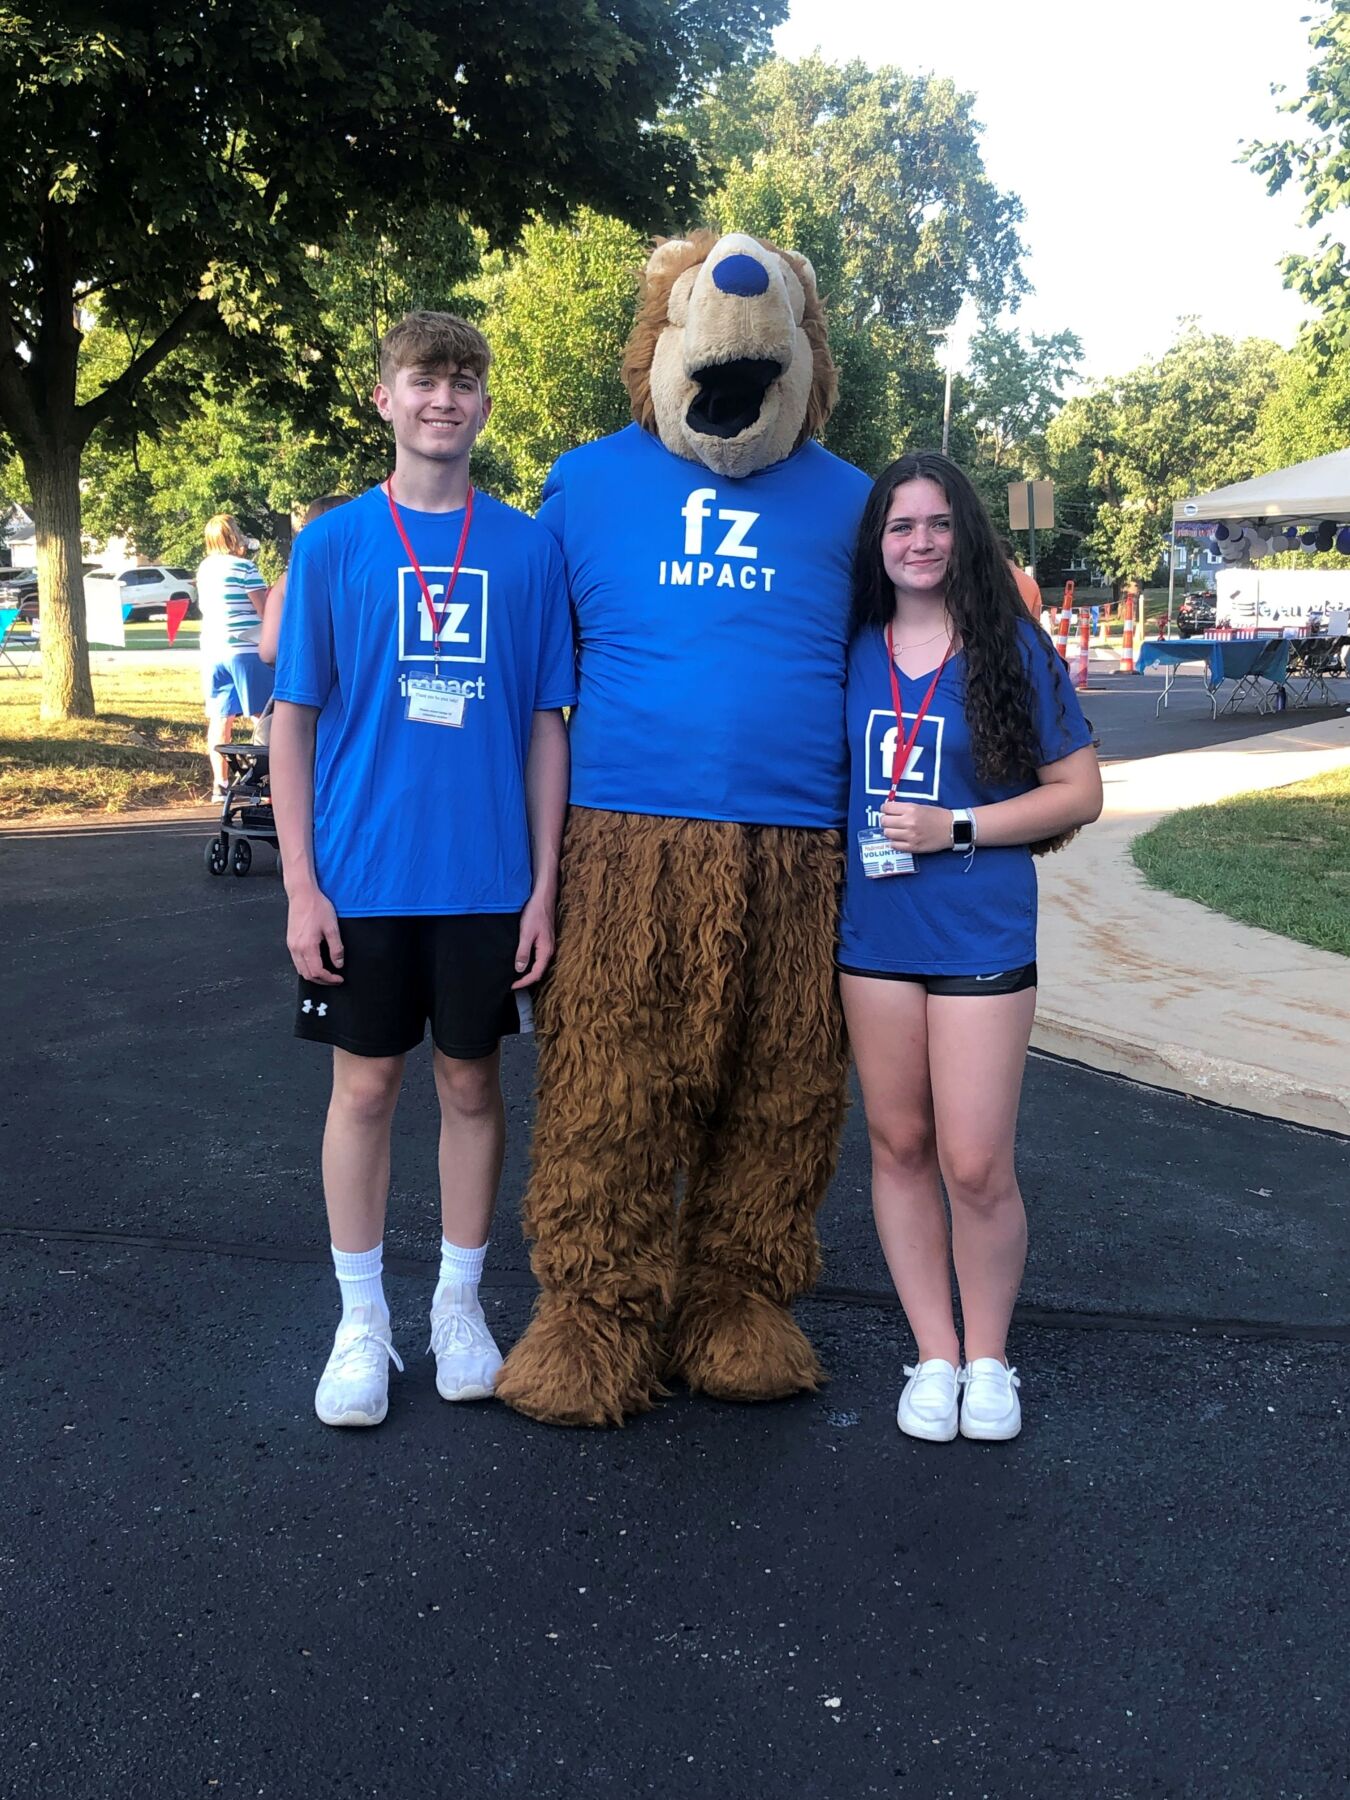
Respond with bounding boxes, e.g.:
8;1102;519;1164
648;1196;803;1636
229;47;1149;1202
83;564;199;621
1176;589;1217;637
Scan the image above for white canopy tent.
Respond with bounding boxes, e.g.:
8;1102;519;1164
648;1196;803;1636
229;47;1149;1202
1169;448;1350;625
1174;448;1350;524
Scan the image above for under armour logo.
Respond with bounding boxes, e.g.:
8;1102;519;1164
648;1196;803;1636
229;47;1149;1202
301;999;329;1017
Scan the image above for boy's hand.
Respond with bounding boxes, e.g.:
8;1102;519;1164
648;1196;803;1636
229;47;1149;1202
287;883;345;984
512;890;556;990
880;801;954;856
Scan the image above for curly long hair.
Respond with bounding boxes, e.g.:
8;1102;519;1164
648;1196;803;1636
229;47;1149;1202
850;451;1074;852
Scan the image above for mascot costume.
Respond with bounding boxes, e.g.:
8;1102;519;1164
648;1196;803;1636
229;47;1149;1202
495;232;871;1427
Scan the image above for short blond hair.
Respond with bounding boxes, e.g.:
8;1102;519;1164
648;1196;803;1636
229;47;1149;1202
378;311;491;388
203;513;249;557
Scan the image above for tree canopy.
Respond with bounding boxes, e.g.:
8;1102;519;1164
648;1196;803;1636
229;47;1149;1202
1046;326;1285;585
1247;0;1350;360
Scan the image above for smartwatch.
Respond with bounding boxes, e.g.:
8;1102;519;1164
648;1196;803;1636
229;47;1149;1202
950;808;976;853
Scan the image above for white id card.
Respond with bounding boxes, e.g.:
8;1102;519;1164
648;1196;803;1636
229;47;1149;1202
857;828;915;878
405;680;465;728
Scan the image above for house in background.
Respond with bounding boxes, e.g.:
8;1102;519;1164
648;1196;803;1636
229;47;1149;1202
0;504;36;570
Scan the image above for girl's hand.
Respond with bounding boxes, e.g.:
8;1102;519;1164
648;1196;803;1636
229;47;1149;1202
880;801;953;855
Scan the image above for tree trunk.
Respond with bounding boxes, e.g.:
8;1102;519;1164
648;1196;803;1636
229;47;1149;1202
28;444;94;721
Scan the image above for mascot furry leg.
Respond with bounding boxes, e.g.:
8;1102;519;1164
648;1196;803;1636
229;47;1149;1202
495;810;847;1427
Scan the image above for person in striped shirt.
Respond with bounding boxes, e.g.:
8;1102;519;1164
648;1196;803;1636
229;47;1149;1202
197;513;273;796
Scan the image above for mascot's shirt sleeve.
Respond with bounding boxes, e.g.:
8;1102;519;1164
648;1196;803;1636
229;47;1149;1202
539;424;871;828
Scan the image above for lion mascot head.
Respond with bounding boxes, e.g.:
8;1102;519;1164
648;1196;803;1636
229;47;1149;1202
621;230;838;481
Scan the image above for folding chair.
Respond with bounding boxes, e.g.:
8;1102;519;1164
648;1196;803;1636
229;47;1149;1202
0;605;38;677
1218;637;1289;715
1282;635;1347;709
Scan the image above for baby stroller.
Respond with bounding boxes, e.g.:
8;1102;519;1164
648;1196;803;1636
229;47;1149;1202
203;737;277;878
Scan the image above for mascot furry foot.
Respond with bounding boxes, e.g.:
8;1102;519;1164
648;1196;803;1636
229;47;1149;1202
666;1275;823;1403
495;1294;667;1428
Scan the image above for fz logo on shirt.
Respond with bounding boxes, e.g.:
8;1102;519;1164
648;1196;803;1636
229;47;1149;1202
656;487;778;592
864;708;944;804
397;566;490;665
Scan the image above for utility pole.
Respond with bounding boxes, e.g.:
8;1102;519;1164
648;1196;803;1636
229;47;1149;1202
927;327;954;456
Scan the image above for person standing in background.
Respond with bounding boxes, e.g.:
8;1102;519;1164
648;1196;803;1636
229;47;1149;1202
258;495;352;669
998;536;1042;621
197;513;272;796
253;495;352;748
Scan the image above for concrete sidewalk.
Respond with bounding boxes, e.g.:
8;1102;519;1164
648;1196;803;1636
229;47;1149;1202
1035;714;1350;1134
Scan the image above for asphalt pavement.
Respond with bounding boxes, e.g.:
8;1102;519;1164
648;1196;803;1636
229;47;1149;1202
1077;670;1350;763
2;816;1346;1799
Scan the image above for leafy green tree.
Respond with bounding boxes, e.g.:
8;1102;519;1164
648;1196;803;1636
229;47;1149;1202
967;326;1084;470
1247;0;1350;359
686;56;1028;335
75;212;492;570
1254;341;1350;467
476;211;649;511
689;56;1028;471
963;325;1084;574
0;0;783;719
1045;326;1284;586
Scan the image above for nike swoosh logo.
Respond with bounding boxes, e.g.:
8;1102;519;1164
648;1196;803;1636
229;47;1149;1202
974;973;1006;983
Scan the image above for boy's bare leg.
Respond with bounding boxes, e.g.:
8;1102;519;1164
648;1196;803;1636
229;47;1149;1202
323;1049;405;1251
428;1047;506;1403
314;1049;406;1428
432;1047;505;1251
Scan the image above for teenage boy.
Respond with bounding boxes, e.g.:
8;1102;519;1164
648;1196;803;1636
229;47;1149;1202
271;312;575;1428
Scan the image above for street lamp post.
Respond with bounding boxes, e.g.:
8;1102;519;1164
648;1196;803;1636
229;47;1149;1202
927;327;953;457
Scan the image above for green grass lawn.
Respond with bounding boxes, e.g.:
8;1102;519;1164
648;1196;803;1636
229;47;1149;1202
1132;767;1350;958
0;662;214;818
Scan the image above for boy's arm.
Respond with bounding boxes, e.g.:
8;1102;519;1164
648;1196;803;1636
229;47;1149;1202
270;699;344;985
512;708;570;989
258;570;287;665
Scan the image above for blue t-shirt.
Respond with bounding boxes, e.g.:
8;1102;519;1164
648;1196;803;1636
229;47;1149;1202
539;424;871;827
838;621;1092;974
273;485;577;917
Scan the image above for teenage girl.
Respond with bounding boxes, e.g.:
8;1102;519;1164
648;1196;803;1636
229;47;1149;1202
838;452;1102;1442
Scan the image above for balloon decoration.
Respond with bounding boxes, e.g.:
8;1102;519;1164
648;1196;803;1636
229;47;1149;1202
1204;517;1350;566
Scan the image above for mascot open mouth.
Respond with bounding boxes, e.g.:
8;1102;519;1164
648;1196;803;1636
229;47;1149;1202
686;358;783;440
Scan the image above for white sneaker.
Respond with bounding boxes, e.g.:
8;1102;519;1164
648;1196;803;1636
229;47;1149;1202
896;1358;961;1441
428;1284;502;1402
959;1358;1022;1441
315;1305;404;1427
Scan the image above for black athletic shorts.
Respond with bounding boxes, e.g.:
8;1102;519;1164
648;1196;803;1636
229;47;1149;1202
836;961;1037;996
294;913;524;1059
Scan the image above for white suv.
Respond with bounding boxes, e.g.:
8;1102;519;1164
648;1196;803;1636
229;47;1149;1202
84;564;199;621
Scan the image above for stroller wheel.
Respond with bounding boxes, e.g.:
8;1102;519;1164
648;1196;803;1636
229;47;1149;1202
231;838;253;877
204;835;229;876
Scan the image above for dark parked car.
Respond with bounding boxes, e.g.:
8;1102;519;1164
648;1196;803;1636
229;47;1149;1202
1;563;108;622
1176;590;1217;637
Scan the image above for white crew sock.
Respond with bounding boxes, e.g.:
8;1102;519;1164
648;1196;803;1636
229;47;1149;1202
435;1236;487;1304
332;1242;388;1325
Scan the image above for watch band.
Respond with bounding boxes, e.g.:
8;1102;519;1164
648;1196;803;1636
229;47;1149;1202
950;807;976;852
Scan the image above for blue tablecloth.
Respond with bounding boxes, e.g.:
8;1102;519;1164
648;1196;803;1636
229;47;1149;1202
1137;637;1291;686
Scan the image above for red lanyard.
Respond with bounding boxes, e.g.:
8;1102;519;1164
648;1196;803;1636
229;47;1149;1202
384;475;474;668
885;622;952;802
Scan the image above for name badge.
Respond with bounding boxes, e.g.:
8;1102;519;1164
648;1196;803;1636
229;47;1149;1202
406;680;466;728
858;828;914;879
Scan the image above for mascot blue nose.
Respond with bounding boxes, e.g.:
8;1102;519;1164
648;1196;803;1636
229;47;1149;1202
711;253;770;298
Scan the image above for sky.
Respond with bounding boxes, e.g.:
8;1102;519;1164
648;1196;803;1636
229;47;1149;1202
773;0;1325;377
